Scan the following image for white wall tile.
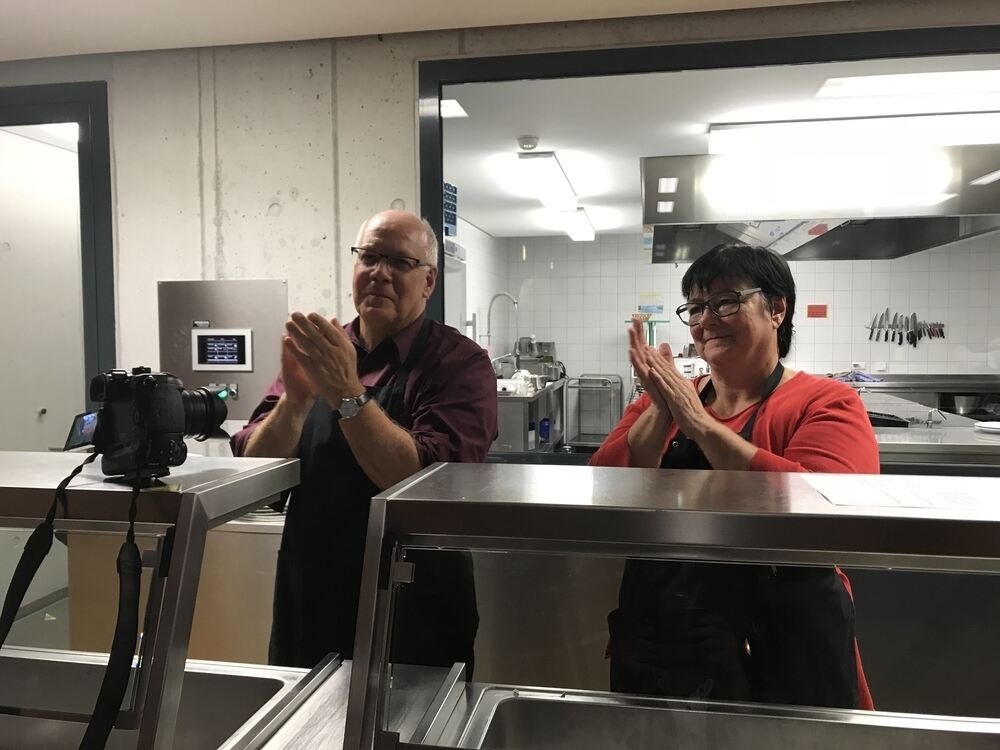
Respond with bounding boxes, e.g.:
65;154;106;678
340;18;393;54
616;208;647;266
493;231;1000;380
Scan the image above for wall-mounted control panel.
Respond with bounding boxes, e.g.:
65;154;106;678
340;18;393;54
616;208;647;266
159;280;288;421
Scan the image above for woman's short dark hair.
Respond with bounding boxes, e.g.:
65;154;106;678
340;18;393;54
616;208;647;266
680;243;796;358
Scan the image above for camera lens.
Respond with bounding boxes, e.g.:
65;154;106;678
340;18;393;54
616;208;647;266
181;387;228;440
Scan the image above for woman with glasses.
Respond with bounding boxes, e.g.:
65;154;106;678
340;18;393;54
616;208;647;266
592;243;877;710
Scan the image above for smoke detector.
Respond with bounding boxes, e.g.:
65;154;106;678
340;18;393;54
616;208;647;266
516;135;540;151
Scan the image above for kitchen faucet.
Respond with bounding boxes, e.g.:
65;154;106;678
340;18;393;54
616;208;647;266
483;292;518;351
924;408;948;428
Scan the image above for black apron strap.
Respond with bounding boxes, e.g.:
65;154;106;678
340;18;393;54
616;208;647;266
661;361;784;469
739;361;785;440
375;316;433;417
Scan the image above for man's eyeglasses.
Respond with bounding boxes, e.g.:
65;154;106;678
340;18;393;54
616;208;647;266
350;247;432;273
675;288;763;326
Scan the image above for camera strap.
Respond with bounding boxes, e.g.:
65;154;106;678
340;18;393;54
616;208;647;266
0;451;98;643
0;451;143;750
79;481;142;750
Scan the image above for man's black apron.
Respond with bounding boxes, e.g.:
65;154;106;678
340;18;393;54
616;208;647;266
608;364;859;708
270;318;478;671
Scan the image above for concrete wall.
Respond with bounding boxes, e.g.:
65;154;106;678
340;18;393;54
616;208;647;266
0;0;998;373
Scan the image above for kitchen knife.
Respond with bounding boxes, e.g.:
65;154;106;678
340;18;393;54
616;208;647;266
868;313;878;341
910;313;918;347
891;312;899;342
939;322;945;339
884;307;891;341
876;311;885;341
901;316;907;346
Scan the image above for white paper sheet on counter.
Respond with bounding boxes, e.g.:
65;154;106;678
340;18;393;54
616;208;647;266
802;473;999;511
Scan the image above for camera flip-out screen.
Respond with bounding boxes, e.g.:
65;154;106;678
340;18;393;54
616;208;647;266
191;328;253;372
63;411;98;451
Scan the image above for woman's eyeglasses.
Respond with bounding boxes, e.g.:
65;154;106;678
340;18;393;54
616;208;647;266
675;288;763;326
350;247;431;273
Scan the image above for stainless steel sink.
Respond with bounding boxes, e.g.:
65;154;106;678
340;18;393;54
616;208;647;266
452;687;1000;750
0;646;309;748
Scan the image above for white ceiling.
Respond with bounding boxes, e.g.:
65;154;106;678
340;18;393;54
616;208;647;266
0;0;830;64
443;53;1000;237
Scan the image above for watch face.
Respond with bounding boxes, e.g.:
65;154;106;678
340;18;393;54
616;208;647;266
340;392;370;419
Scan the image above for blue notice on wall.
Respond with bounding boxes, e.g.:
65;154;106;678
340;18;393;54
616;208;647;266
443;182;458;237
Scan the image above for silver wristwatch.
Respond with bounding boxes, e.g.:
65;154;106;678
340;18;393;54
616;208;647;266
338;391;373;419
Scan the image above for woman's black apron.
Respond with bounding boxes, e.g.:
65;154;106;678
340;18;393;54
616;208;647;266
608;364;859;708
270;318;478;671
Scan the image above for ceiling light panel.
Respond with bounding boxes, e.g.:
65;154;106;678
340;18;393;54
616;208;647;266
818;70;1000;98
657;177;678;193
970;168;1000;186
709;112;1000;154
562;208;595;242
518;152;578;211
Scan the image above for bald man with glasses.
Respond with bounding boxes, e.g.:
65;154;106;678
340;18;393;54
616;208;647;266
233;210;497;671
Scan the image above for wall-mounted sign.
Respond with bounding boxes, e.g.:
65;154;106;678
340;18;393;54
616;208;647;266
638;292;664;315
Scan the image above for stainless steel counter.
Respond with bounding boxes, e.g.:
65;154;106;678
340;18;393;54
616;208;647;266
494;379;565;453
846;375;1000;392
856;391;1000;469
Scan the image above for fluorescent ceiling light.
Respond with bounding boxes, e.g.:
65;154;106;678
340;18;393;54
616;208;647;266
656;201;675;213
562;208;595;242
518;152;578;211
708;112;1000;154
970;168;1000;186
657;177;678;193
701;150;955;218
818;70;1000;98
440;99;469;118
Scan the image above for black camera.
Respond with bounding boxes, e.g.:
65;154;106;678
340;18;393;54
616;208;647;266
90;367;228;480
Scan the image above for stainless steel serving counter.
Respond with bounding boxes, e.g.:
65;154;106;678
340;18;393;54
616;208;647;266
0;452;300;748
340;463;1000;749
369;463;1000;570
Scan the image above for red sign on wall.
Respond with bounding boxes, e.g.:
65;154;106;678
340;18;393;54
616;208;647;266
807;304;828;319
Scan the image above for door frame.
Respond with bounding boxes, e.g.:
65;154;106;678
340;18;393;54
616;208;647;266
0;81;115;405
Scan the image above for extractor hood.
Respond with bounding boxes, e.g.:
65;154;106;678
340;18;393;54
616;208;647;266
641;146;1000;262
650;216;1000;264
